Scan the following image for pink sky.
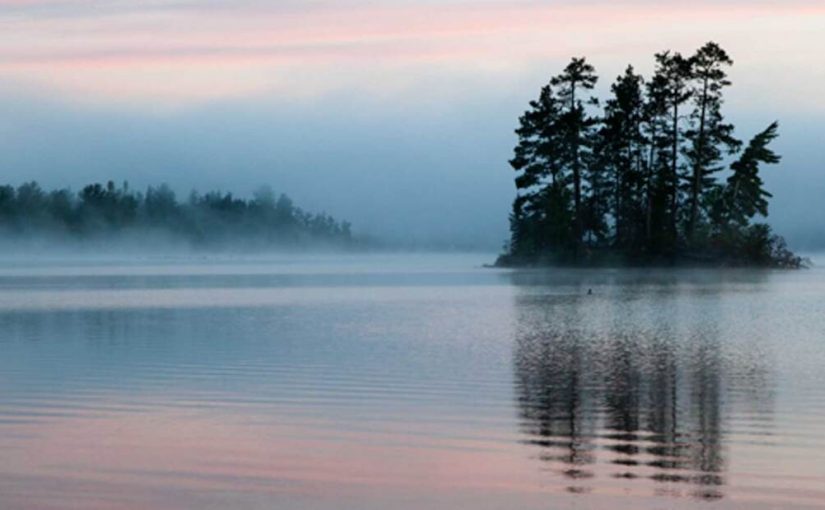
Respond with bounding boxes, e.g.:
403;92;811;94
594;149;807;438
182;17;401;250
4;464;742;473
1;0;823;108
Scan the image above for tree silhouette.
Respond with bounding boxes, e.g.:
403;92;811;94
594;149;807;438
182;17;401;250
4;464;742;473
685;42;740;243
551;58;599;252
0;181;356;249
596;66;647;252
501;43;801;268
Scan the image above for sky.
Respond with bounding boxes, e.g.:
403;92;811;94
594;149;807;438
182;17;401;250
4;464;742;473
1;0;824;249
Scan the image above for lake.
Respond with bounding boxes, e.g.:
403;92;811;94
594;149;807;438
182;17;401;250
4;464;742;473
1;254;823;509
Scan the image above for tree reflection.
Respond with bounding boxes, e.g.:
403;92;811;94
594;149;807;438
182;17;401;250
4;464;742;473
512;274;772;500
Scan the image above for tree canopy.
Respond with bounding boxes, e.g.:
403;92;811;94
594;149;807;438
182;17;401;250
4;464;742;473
500;42;803;268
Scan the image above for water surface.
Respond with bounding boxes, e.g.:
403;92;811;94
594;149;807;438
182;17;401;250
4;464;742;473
1;254;823;509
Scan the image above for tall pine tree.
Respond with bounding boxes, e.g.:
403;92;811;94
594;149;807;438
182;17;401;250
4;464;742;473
650;51;692;249
550;58;598;253
598;66;647;250
508;83;573;257
684;42;740;243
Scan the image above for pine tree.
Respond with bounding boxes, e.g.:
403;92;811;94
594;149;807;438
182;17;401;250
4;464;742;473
598;66;647;250
684;42;740;243
723;122;780;226
550;58;598;253
650;51;692;250
508;83;572;257
642;70;671;253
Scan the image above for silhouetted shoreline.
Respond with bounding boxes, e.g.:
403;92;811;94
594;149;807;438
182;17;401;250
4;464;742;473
0;181;359;251
494;249;808;269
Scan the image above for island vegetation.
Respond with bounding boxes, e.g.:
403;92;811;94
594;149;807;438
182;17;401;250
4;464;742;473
0;181;355;250
497;42;804;268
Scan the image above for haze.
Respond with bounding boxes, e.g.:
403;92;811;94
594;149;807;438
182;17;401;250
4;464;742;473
1;0;823;249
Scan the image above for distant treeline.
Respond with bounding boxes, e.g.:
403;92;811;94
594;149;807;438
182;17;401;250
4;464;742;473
500;42;804;268
0;181;355;249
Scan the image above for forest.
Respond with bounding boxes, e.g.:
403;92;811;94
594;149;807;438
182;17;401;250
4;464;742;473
0;181;354;249
498;42;804;268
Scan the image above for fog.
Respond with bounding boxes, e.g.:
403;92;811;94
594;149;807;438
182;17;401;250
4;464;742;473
1;79;823;253
1;0;823;252
0;85;507;250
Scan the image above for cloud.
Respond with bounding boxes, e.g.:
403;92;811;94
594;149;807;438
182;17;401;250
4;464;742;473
0;0;823;107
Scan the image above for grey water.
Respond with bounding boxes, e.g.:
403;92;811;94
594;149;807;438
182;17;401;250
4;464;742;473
1;254;824;509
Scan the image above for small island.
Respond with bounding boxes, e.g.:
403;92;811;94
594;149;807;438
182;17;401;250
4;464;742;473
497;42;804;268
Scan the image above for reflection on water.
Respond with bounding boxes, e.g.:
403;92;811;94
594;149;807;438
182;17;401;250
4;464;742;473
0;257;824;509
513;270;778;501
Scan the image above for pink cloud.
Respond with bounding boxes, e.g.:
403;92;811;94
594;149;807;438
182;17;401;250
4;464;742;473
0;0;822;106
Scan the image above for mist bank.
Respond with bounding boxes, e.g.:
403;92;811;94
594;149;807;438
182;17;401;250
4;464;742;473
2;75;824;252
0;180;369;253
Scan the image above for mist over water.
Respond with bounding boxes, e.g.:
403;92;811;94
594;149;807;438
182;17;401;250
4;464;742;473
1;254;823;509
3;84;823;251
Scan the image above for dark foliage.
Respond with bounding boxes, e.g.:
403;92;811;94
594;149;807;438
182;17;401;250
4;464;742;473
0;181;354;250
500;42;802;268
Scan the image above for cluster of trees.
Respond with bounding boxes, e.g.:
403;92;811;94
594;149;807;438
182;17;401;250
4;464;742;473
0;180;354;249
500;42;802;268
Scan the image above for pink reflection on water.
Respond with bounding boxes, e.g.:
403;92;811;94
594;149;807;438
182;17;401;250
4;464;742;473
2;399;823;510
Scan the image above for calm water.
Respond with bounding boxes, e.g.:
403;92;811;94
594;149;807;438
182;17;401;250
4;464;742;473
1;254;824;509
